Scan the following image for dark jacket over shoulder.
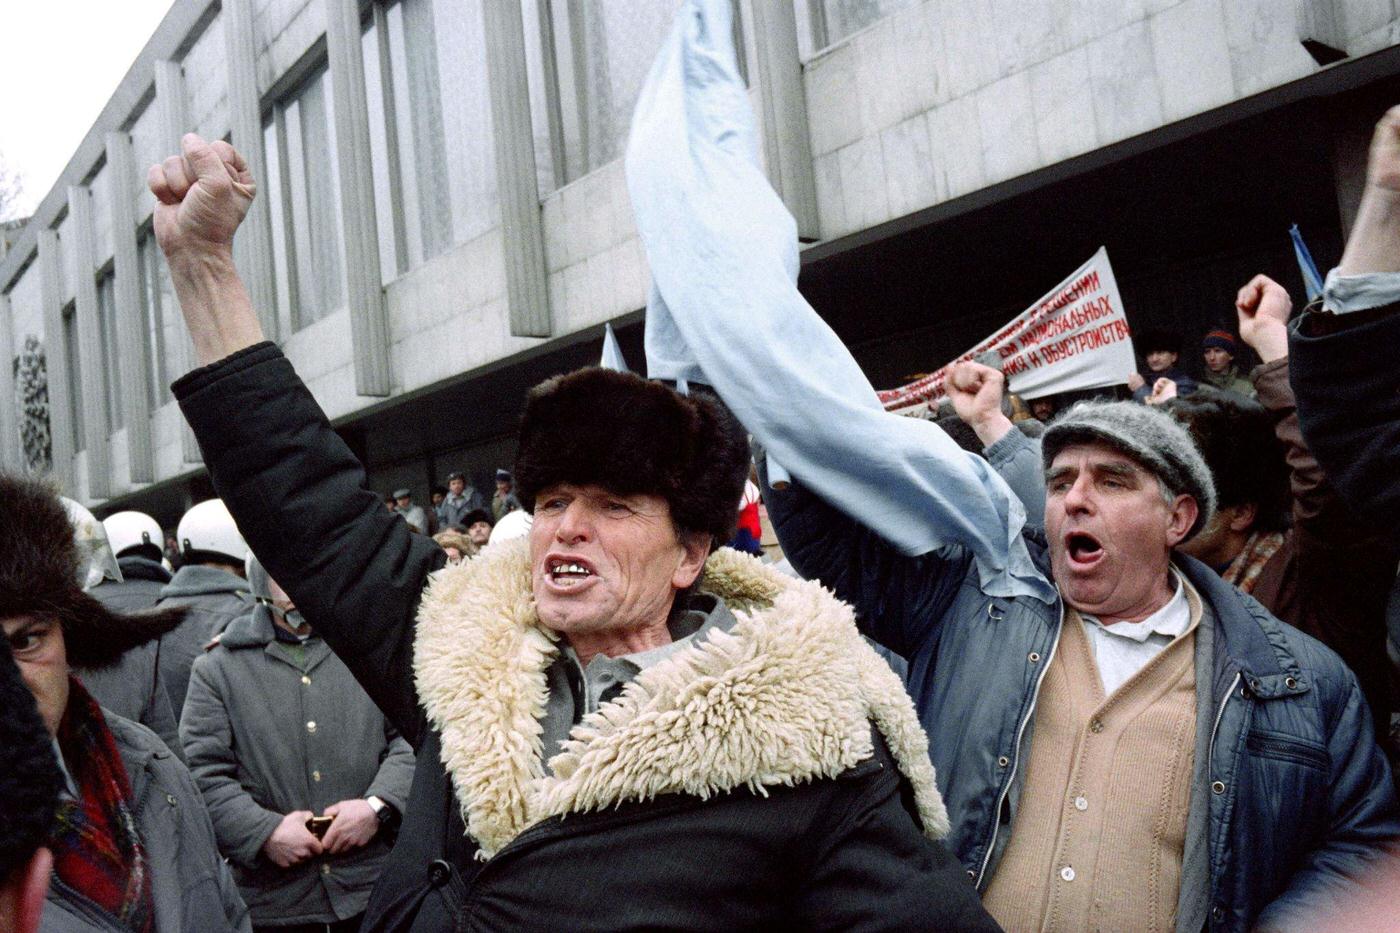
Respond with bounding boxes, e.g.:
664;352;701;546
1290;301;1400;531
1249;357;1399;746
173;343;996;933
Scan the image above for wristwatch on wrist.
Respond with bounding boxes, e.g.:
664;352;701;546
366;796;393;825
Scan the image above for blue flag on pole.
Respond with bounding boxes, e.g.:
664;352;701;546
599;322;631;372
1290;223;1324;302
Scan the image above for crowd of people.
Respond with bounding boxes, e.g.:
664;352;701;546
4;6;1400;929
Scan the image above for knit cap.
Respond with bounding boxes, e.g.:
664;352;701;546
1202;329;1237;353
1042;400;1216;540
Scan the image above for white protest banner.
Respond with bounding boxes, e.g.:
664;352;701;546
878;247;1136;414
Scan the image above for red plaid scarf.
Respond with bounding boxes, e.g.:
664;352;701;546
49;678;155;933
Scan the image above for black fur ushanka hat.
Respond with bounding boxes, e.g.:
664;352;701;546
514;368;750;549
0;474;185;669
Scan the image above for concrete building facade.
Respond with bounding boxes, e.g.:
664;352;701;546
3;0;1400;524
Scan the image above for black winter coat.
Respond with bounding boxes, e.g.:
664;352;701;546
173;343;998;932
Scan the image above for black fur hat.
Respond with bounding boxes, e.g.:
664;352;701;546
0;474;186;669
514;368;750;548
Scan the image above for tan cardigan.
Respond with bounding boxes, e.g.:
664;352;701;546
984;581;1204;932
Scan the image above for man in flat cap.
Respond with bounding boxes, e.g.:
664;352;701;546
620;4;1400;930
145;135;997;931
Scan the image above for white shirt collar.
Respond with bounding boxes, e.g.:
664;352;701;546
1082;570;1190;644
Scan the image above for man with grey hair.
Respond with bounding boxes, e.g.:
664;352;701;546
618;4;1399;927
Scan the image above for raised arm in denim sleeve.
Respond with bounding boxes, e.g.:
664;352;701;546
626;0;1052;603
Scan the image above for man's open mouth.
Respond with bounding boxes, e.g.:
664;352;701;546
1064;532;1104;568
547;557;596;588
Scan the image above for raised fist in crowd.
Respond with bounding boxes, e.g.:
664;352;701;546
1234;273;1291;364
147;134;265;366
148;133;255;258
946;360;1013;447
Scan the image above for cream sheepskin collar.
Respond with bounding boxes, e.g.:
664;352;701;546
414;538;948;859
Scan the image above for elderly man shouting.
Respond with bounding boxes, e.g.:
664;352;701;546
622;3;1400;932
144;132;996;931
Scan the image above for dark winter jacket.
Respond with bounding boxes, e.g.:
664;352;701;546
1290;301;1400;533
173;342;997;933
1245;357;1399;749
79;558;182;757
40;711;250;933
182;607;414;925
155;565;253;716
763;460;1400;933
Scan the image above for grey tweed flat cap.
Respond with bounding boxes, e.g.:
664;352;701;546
1041;400;1216;540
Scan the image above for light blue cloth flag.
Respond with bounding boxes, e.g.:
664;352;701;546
1290;223;1325;303
625;0;1054;602
600;322;631;372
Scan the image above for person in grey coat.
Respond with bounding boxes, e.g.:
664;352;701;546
156;499;254;717
435;472;484;530
181;555;413;931
38;711;252;932
1;473;249;933
77;516;182;756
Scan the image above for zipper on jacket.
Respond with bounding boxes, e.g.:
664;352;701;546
1206;672;1241;789
975;598;1064;889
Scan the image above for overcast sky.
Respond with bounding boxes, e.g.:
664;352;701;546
0;0;176;217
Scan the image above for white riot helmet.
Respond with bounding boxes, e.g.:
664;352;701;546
177;499;248;566
487;508;532;545
103;510;164;561
60;497;123;590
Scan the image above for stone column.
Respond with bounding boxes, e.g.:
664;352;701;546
325;0;391;396
223;0;279;341
155;58;204;464
68;185;111;500
0;295;19;472
483;0;552;337
747;0;820;240
106;131;155;484
38;231;75;490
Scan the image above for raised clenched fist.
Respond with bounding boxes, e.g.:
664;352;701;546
1366;105;1400;195
1235;273;1291;364
147;133;256;261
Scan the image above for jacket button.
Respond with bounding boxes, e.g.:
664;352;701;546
313;770;322;782
1211;780;1226;795
1058;865;1075;882
1089;718;1104;734
428;859;452;887
166;794;177;807
1211;905;1226;923
306;721;317;733
301;675;312;686
321;863;331;876
1284;676;1298;689
1027;652;1041;663
996;756;1009;768
966;869;975;878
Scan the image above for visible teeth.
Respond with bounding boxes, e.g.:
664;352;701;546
550;561;591;576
